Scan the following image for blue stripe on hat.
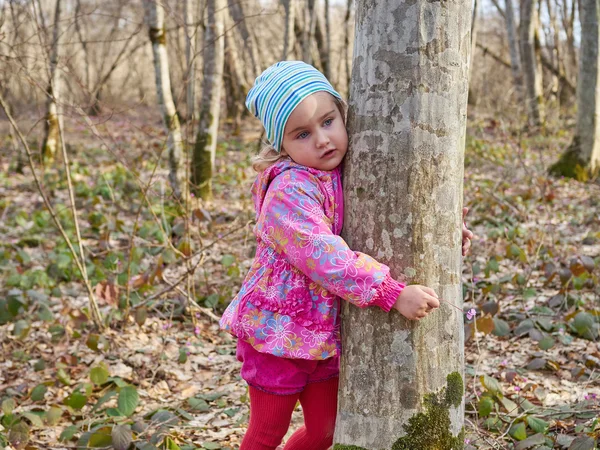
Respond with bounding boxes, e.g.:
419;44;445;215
245;61;342;152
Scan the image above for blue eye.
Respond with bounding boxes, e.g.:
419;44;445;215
323;118;333;126
297;131;309;139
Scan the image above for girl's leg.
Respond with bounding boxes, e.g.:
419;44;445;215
240;386;300;450
282;377;339;450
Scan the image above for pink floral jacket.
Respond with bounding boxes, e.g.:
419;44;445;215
219;160;405;360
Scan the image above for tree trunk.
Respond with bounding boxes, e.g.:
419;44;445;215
343;0;353;98
41;0;62;163
505;0;523;97
185;0;198;122
282;0;296;60
334;0;470;448
468;0;479;105
324;0;331;80
145;0;186;199
520;0;545;127
228;0;261;76
224;13;247;136
550;0;600;177
302;0;317;63
192;0;225;199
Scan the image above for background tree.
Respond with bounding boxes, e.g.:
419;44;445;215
520;0;545;127
192;0;225;199
550;0;600;177
40;0;62;163
144;0;186;199
334;0;471;447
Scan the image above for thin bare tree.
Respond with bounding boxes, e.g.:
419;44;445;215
281;0;296;60
40;0;62;163
505;0;522;96
520;0;545;126
192;0;225;199
550;0;600;177
228;0;261;77
144;0;186;198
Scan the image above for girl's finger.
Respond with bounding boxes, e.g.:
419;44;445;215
425;294;440;309
421;286;438;298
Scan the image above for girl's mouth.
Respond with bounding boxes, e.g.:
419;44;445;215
322;149;337;158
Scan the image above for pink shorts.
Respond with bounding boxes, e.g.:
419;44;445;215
236;340;340;395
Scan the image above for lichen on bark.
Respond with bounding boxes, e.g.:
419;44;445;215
392;372;465;450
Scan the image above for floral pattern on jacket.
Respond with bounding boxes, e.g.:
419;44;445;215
219;159;405;360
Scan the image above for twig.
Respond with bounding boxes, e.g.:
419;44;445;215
0;90;104;330
134;220;251;308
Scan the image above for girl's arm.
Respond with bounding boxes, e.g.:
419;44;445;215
255;170;405;312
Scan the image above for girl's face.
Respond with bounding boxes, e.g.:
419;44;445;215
281;92;348;171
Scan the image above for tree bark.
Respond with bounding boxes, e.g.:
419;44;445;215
505;0;523;97
192;0;225;199
144;0;186;199
324;0;331;80
343;0;353;97
550;0;600;176
282;0;296;60
520;0;545;127
302;0;317;64
228;0;261;76
224;12;247;135
185;0;198;122
41;0;62;163
334;0;470;448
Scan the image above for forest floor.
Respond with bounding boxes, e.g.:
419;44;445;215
0;109;599;450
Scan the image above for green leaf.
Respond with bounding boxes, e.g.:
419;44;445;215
573;312;596;338
111;425;132;450
165;437;181;450
202;443;222;450
204;293;220;308
117;386;139;416
57;368;72;385
509;422;527;440
64;392;88;410
88;427;112;447
30;384;47;402
8;422;30;448
45;406;62;426
480;375;502;395
515;433;546;450
538;336;555;350
59;424;78;441
221;254;235;267
91;390;117;413
492;318;511;336
500;396;519;416
569;436;597;450
478;397;493;418
21;411;44;427
2;398;16;414
526;416;549;433
483;416;502;431
188;397;210;412
90;365;109;385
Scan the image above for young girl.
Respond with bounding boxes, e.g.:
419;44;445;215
220;61;473;450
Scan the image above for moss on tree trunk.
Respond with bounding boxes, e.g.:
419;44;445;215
549;136;589;179
334;373;465;450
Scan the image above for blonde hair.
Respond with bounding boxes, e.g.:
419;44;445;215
252;96;348;173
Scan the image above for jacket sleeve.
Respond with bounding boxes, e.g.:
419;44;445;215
255;170;404;312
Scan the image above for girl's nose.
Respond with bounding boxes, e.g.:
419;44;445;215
316;130;330;148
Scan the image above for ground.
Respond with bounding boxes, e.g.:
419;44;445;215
0;110;599;449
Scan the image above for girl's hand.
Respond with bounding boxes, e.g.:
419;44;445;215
462;207;474;256
392;285;440;320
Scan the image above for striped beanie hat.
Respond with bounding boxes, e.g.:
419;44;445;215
245;61;342;153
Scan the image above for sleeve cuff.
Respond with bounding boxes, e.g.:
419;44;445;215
371;274;405;312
